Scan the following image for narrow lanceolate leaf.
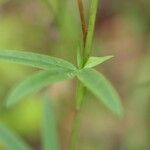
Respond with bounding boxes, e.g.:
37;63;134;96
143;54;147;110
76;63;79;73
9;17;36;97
84;0;99;60
84;56;113;69
0;124;31;150
42;96;60;150
6;70;76;107
0;50;76;71
77;69;123;116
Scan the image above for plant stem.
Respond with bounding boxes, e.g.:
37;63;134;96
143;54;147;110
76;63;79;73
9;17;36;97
76;0;88;110
70;0;99;150
69;109;81;150
77;0;87;45
70;1;87;149
76;0;99;108
76;80;87;109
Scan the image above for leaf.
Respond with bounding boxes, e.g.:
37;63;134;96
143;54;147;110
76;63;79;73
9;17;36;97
0;50;76;71
42;96;60;150
0;123;31;150
84;56;113;69
84;0;99;60
6;70;76;107
77;69;123;116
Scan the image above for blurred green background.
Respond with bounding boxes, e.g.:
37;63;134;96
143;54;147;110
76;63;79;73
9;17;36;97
0;0;150;149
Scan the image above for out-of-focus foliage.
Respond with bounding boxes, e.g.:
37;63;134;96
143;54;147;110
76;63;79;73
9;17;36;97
42;96;60;150
0;123;31;150
0;0;150;149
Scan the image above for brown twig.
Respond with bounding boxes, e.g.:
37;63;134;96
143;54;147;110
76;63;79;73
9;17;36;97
77;0;87;46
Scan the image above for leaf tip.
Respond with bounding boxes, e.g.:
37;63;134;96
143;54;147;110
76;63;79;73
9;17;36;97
104;55;114;61
114;104;124;118
108;55;114;59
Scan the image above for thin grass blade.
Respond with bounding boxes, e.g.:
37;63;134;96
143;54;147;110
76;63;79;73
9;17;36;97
6;70;76;107
77;69;123;116
0;50;76;71
42;96;60;150
0;124;32;150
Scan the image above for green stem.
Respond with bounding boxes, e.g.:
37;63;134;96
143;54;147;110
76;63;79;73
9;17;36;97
70;0;99;150
69;110;81;150
70;0;86;149
76;0;99;109
76;80;87;110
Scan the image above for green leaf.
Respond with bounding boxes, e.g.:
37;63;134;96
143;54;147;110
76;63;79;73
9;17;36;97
0;123;31;150
77;69;123;116
6;70;76;107
42;96;60;150
84;0;99;60
0;50;76;71
84;56;113;69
